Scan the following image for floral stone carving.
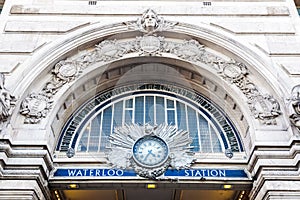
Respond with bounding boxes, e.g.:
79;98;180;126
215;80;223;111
95;40;127;62
20;60;81;123
19;10;282;125
219;60;281;125
20;93;52;124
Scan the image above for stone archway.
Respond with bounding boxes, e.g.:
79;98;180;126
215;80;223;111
2;9;293;200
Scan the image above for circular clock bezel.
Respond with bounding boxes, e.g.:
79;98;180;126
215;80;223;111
132;135;169;168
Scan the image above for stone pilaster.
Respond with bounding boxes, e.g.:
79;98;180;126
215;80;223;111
0;138;53;199
249;140;300;200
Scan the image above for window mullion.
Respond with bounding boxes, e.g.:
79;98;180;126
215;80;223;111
185;104;189;133
98;112;104;152
154;95;157;125
143;96;146;125
86;121;91;152
208;123;214;153
196;113;202;153
122;100;126;126
110;104;115;136
174;100;178;128
132;97;135;124
164;97;168;124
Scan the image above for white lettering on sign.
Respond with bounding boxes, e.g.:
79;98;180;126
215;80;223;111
67;169;124;177
184;169;226;177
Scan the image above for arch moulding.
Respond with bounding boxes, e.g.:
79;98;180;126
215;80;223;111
8;9;289;156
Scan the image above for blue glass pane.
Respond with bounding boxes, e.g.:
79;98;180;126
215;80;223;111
210;126;222;152
125;99;133;108
89;136;99;152
167;110;175;125
177;102;187;130
90;115;101;136
135;96;144;124
187;106;199;151
198;114;211;153
77;126;89;152
145;96;154;125
113;101;123;127
88;115;101;152
125;110;133;124
156;96;165;125
167;99;174;108
100;107;112;151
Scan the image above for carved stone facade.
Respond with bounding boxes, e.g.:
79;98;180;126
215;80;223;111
0;1;300;200
19;34;281;126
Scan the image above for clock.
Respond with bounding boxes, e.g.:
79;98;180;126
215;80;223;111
132;136;169;168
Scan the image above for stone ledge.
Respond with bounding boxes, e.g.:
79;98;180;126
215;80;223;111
211;21;295;34
0;180;47;199
5;21;90;33
251;180;300;200
266;36;300;55
10;4;290;16
0;35;46;53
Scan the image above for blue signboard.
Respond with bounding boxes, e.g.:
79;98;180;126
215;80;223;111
54;168;248;178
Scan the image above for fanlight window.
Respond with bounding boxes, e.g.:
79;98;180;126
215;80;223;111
76;93;224;153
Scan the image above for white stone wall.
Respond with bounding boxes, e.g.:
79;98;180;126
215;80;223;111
0;0;298;91
0;1;300;199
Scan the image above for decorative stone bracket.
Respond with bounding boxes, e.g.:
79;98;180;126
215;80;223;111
19;9;281;125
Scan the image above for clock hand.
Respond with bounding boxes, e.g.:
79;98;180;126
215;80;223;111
149;150;156;157
143;150;156;161
143;150;152;161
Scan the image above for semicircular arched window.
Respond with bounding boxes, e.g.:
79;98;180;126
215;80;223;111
57;84;244;155
75;92;235;153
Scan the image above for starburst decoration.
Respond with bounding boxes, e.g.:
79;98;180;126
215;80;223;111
106;123;195;178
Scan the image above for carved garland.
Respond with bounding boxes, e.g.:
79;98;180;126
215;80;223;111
19;9;281;125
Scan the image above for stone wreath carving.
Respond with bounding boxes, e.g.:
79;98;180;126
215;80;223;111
20;93;53;124
218;61;281;125
106;123;195;179
0;73;17;130
19;9;281;125
20;60;80;123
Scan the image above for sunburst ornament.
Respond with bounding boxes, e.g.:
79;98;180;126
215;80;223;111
106;123;195;179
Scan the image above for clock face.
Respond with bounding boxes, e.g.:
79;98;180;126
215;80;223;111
132;136;169;168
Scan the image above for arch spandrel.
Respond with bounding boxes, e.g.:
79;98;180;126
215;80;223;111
9;10;289;158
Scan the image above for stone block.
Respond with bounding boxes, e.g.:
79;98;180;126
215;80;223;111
10;4;290;16
212;21;295;34
275;58;300;75
0;55;27;73
5;20;90;33
266;36;300;55
0;35;45;53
